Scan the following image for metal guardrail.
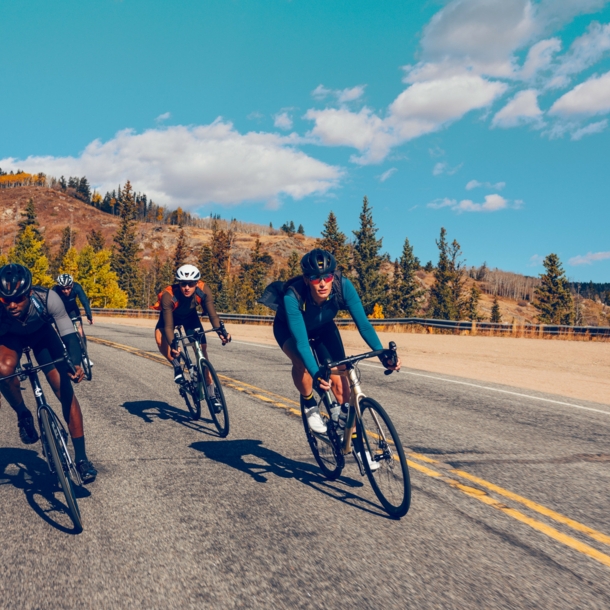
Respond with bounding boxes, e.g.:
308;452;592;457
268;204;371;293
88;308;610;337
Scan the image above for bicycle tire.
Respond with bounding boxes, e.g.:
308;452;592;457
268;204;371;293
201;359;229;437
179;352;202;420
40;408;83;532
79;335;92;381
301;398;344;480
356;397;411;518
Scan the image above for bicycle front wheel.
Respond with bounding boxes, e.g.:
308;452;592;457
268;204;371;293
79;335;92;381
357;397;411;518
40;408;83;532
179;354;202;420
201;359;229;437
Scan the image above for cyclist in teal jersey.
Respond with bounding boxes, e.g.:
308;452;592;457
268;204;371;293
273;249;401;433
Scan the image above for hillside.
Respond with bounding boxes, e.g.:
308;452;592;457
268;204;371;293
0;186;316;272
1;186;607;325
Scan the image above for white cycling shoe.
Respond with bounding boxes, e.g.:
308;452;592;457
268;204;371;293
304;406;327;434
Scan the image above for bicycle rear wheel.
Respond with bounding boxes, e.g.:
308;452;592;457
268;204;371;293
40;408;83;532
356;397;411;518
201;359;229;437
302;398;344;480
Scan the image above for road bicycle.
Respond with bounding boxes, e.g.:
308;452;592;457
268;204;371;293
1;346;83;532
71;316;92;381
173;325;230;437
302;340;411;519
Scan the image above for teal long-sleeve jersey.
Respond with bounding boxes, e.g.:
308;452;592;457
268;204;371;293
279;276;383;378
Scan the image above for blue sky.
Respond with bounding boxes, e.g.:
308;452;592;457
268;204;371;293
1;0;609;281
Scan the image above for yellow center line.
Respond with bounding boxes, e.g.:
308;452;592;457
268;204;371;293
89;335;610;568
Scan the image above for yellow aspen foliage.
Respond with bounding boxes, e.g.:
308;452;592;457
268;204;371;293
8;225;53;287
0;253;8;267
76;246;128;308
370;303;385;319
59;247;79;277
91;191;102;205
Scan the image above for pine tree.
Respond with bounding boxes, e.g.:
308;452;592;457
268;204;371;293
198;245;214;286
18;198;43;240
241;238;274;302
287;250;301;278
209;220;234;295
352;197;384;314
318;211;351;273
173;226;189;274
51;226;76;276
532;253;575;325
490;293;502;323
111;181;141;306
467;284;481;321
427;228;466;320
87;228;106;252
297;224;305;235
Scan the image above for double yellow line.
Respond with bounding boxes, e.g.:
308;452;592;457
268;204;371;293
89;335;610;569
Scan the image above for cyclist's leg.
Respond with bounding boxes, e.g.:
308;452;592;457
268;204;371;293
314;323;350;405
0;336;39;443
68;309;85;342
155;318;175;363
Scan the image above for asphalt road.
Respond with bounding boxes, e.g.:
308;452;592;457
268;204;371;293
1;320;609;609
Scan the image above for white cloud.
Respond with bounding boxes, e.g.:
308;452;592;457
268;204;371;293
550;70;610;115
306;75;506;164
433;161;463;176
428;193;510;213
492;89;543;127
274;112;293;130
520;38;562;79
571;119;608;139
337;85;366;103
155;112;171;122
378;167;397;182
569;250;610;265
433;162;447;176
0;122;342;208
528;254;545;266
311;84;366;103
466;179;506;190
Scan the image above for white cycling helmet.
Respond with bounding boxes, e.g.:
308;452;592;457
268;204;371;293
175;264;201;281
56;273;74;287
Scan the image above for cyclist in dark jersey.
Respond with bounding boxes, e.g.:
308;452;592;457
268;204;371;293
273;249;401;433
154;264;230;407
0;264;97;483
53;274;93;365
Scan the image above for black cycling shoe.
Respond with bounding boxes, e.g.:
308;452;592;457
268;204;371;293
77;459;98;484
173;366;184;384
18;412;39;445
211;394;223;414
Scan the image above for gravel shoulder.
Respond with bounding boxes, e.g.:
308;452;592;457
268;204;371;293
98;317;610;406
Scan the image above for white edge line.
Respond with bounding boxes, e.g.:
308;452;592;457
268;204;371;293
359;362;610;415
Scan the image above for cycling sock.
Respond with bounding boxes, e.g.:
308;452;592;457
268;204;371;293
301;392;317;407
72;436;87;462
207;383;215;397
12;402;30;417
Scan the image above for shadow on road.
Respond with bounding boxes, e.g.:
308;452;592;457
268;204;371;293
122;400;221;436
0;447;89;535
191;439;389;518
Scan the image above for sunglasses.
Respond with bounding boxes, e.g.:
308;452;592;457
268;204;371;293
179;281;198;288
308;273;333;285
0;294;28;305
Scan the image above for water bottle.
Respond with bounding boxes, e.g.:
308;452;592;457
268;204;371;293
329;403;341;423
337;403;349;435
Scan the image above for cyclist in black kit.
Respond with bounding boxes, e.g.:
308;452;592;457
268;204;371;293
53;274;93;365
0;264;97;483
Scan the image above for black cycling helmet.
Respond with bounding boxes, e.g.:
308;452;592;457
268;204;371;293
300;249;336;277
0;264;32;299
